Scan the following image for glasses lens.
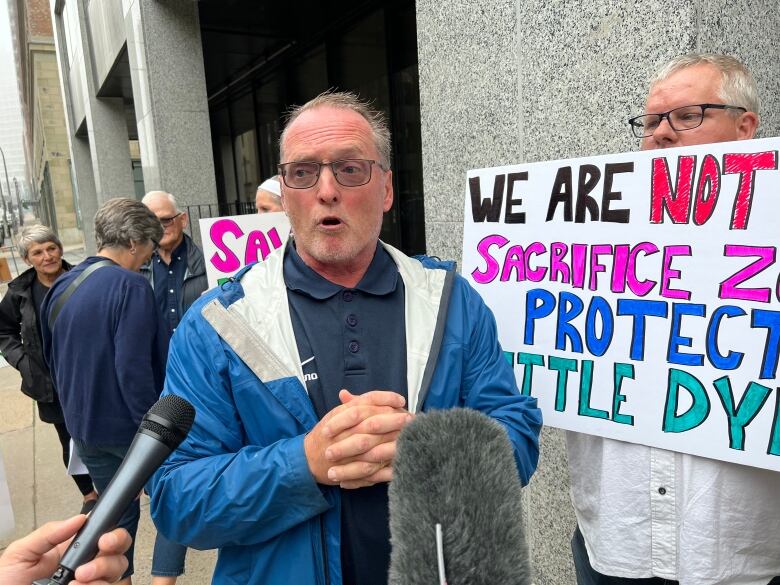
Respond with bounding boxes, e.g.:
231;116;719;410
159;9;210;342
284;162;320;188
159;213;180;227
333;160;372;187
669;105;704;130
632;114;663;137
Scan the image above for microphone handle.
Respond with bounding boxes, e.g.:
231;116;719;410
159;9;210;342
34;432;173;584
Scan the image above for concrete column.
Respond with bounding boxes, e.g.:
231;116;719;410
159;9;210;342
416;1;780;583
123;0;217;244
50;0;134;253
69;135;98;254
74;0;134;202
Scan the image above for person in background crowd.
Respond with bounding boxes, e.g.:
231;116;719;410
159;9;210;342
255;176;284;213
148;90;542;584
41;198;170;585
140;190;203;581
0;225;97;514
568;53;779;585
0;515;131;585
141;191;208;338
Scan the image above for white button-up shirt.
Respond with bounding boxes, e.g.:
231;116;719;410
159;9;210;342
567;433;780;585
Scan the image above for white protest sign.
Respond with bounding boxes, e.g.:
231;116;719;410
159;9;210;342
462;137;780;471
199;212;290;287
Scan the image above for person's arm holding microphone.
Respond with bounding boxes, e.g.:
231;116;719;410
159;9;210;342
0;516;131;585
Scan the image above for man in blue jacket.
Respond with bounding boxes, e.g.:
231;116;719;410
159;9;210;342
149;90;542;585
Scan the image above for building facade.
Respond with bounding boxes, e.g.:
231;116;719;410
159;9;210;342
44;0;780;582
7;0;82;245
0;0;28;241
417;2;780;582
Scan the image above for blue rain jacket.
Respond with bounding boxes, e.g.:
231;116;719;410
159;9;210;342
148;242;542;584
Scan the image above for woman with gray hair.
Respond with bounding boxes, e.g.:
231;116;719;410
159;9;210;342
40;198;170;585
0;224;97;512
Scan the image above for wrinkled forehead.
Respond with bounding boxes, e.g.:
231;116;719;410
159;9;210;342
282;106;377;160
29;240;61;252
646;64;722;110
147;198;177;217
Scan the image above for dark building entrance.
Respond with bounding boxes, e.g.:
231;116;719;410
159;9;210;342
199;0;425;255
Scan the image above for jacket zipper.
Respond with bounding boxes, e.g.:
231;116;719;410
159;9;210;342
320;515;330;585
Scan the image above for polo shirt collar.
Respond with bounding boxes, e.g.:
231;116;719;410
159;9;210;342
284;240;399;300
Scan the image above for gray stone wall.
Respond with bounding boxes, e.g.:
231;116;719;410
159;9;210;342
416;1;780;583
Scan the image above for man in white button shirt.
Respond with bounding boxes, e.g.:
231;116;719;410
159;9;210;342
568;53;780;585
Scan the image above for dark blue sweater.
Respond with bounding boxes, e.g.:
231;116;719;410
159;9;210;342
41;257;169;445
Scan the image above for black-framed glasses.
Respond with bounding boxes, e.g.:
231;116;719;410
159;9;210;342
628;103;747;138
278;159;386;189
159;212;183;227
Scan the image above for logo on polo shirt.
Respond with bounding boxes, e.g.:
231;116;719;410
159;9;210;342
301;355;319;384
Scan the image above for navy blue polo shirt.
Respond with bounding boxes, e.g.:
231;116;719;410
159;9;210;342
284;241;407;585
151;238;188;335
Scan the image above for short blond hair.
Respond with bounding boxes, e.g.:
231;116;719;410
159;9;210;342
651;53;759;116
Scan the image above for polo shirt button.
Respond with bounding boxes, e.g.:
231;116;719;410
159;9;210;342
348;341;359;353
346;314;357;327
658;487;666;495
342;291;353;302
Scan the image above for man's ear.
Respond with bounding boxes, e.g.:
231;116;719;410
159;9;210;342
181;211;190;229
382;170;394;212
736;111;759;140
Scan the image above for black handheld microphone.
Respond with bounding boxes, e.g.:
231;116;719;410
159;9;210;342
34;395;195;585
388;408;532;585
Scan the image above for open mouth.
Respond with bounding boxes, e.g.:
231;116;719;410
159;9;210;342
321;217;342;227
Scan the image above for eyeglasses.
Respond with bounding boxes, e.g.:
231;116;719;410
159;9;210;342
277;159;386;189
628;103;747;138
159;212;183;227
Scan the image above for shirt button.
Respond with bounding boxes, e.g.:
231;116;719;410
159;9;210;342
169;270;173;274
169;289;174;293
342;291;353;302
170;308;176;313
346;314;357;327
348;341;359;353
658;487;667;495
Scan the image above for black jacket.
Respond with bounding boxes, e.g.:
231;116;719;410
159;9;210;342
140;233;208;316
0;261;72;403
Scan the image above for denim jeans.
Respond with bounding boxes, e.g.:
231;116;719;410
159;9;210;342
74;440;188;578
73;440;140;579
151;531;187;577
572;526;780;585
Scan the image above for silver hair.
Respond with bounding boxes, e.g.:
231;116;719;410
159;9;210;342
94;197;163;251
16;224;62;259
280;90;393;168
651;53;760;116
141;190;179;211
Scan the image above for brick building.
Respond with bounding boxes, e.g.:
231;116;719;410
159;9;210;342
7;0;82;245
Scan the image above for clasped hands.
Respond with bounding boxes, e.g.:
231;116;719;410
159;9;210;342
304;389;413;489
